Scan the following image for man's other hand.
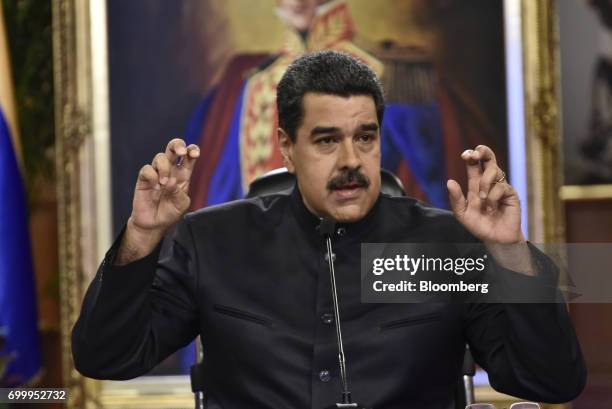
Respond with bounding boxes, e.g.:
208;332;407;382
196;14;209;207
115;138;200;265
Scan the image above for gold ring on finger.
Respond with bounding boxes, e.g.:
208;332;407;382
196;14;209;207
495;170;506;184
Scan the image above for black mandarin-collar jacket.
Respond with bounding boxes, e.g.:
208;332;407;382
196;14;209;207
72;188;586;408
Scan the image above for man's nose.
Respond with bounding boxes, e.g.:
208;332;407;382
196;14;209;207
337;139;361;169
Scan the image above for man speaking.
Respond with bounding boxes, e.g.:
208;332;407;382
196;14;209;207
72;51;585;408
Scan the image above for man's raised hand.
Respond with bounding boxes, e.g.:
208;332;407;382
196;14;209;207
446;145;535;275
446;145;524;245
116;138;200;265
132;138;200;230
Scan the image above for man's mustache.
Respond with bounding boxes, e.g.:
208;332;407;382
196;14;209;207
327;168;370;190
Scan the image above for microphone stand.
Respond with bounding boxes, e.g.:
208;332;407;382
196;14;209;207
462;345;476;406
319;219;370;409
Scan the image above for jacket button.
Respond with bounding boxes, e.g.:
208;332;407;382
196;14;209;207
336;227;346;236
324;253;336;262
321;313;334;325
319;370;331;382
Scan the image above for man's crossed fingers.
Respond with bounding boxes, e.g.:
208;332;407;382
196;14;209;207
448;145;514;215
139;138;200;192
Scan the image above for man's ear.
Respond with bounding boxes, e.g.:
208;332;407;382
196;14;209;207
278;128;296;173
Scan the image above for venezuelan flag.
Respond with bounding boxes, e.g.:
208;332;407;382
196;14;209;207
0;4;40;386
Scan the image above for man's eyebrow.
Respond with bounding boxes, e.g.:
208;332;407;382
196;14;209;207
310;126;341;137
358;123;379;132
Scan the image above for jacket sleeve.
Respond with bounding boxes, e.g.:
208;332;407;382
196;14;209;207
463;244;587;403
71;217;200;380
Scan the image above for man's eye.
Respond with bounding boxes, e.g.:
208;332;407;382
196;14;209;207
317;137;335;145
357;134;374;143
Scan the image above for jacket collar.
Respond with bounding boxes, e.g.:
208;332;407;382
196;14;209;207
289;183;381;243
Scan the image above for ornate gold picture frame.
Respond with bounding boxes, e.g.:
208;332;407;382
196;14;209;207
54;0;565;407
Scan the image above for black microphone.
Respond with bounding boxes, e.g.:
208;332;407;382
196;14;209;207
318;218;371;409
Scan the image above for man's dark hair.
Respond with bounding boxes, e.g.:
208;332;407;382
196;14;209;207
277;50;385;142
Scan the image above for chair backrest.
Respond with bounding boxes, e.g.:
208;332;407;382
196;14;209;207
246;167;406;199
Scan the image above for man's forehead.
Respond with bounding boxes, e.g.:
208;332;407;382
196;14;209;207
302;92;375;104
308;122;379;137
301;93;377;121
